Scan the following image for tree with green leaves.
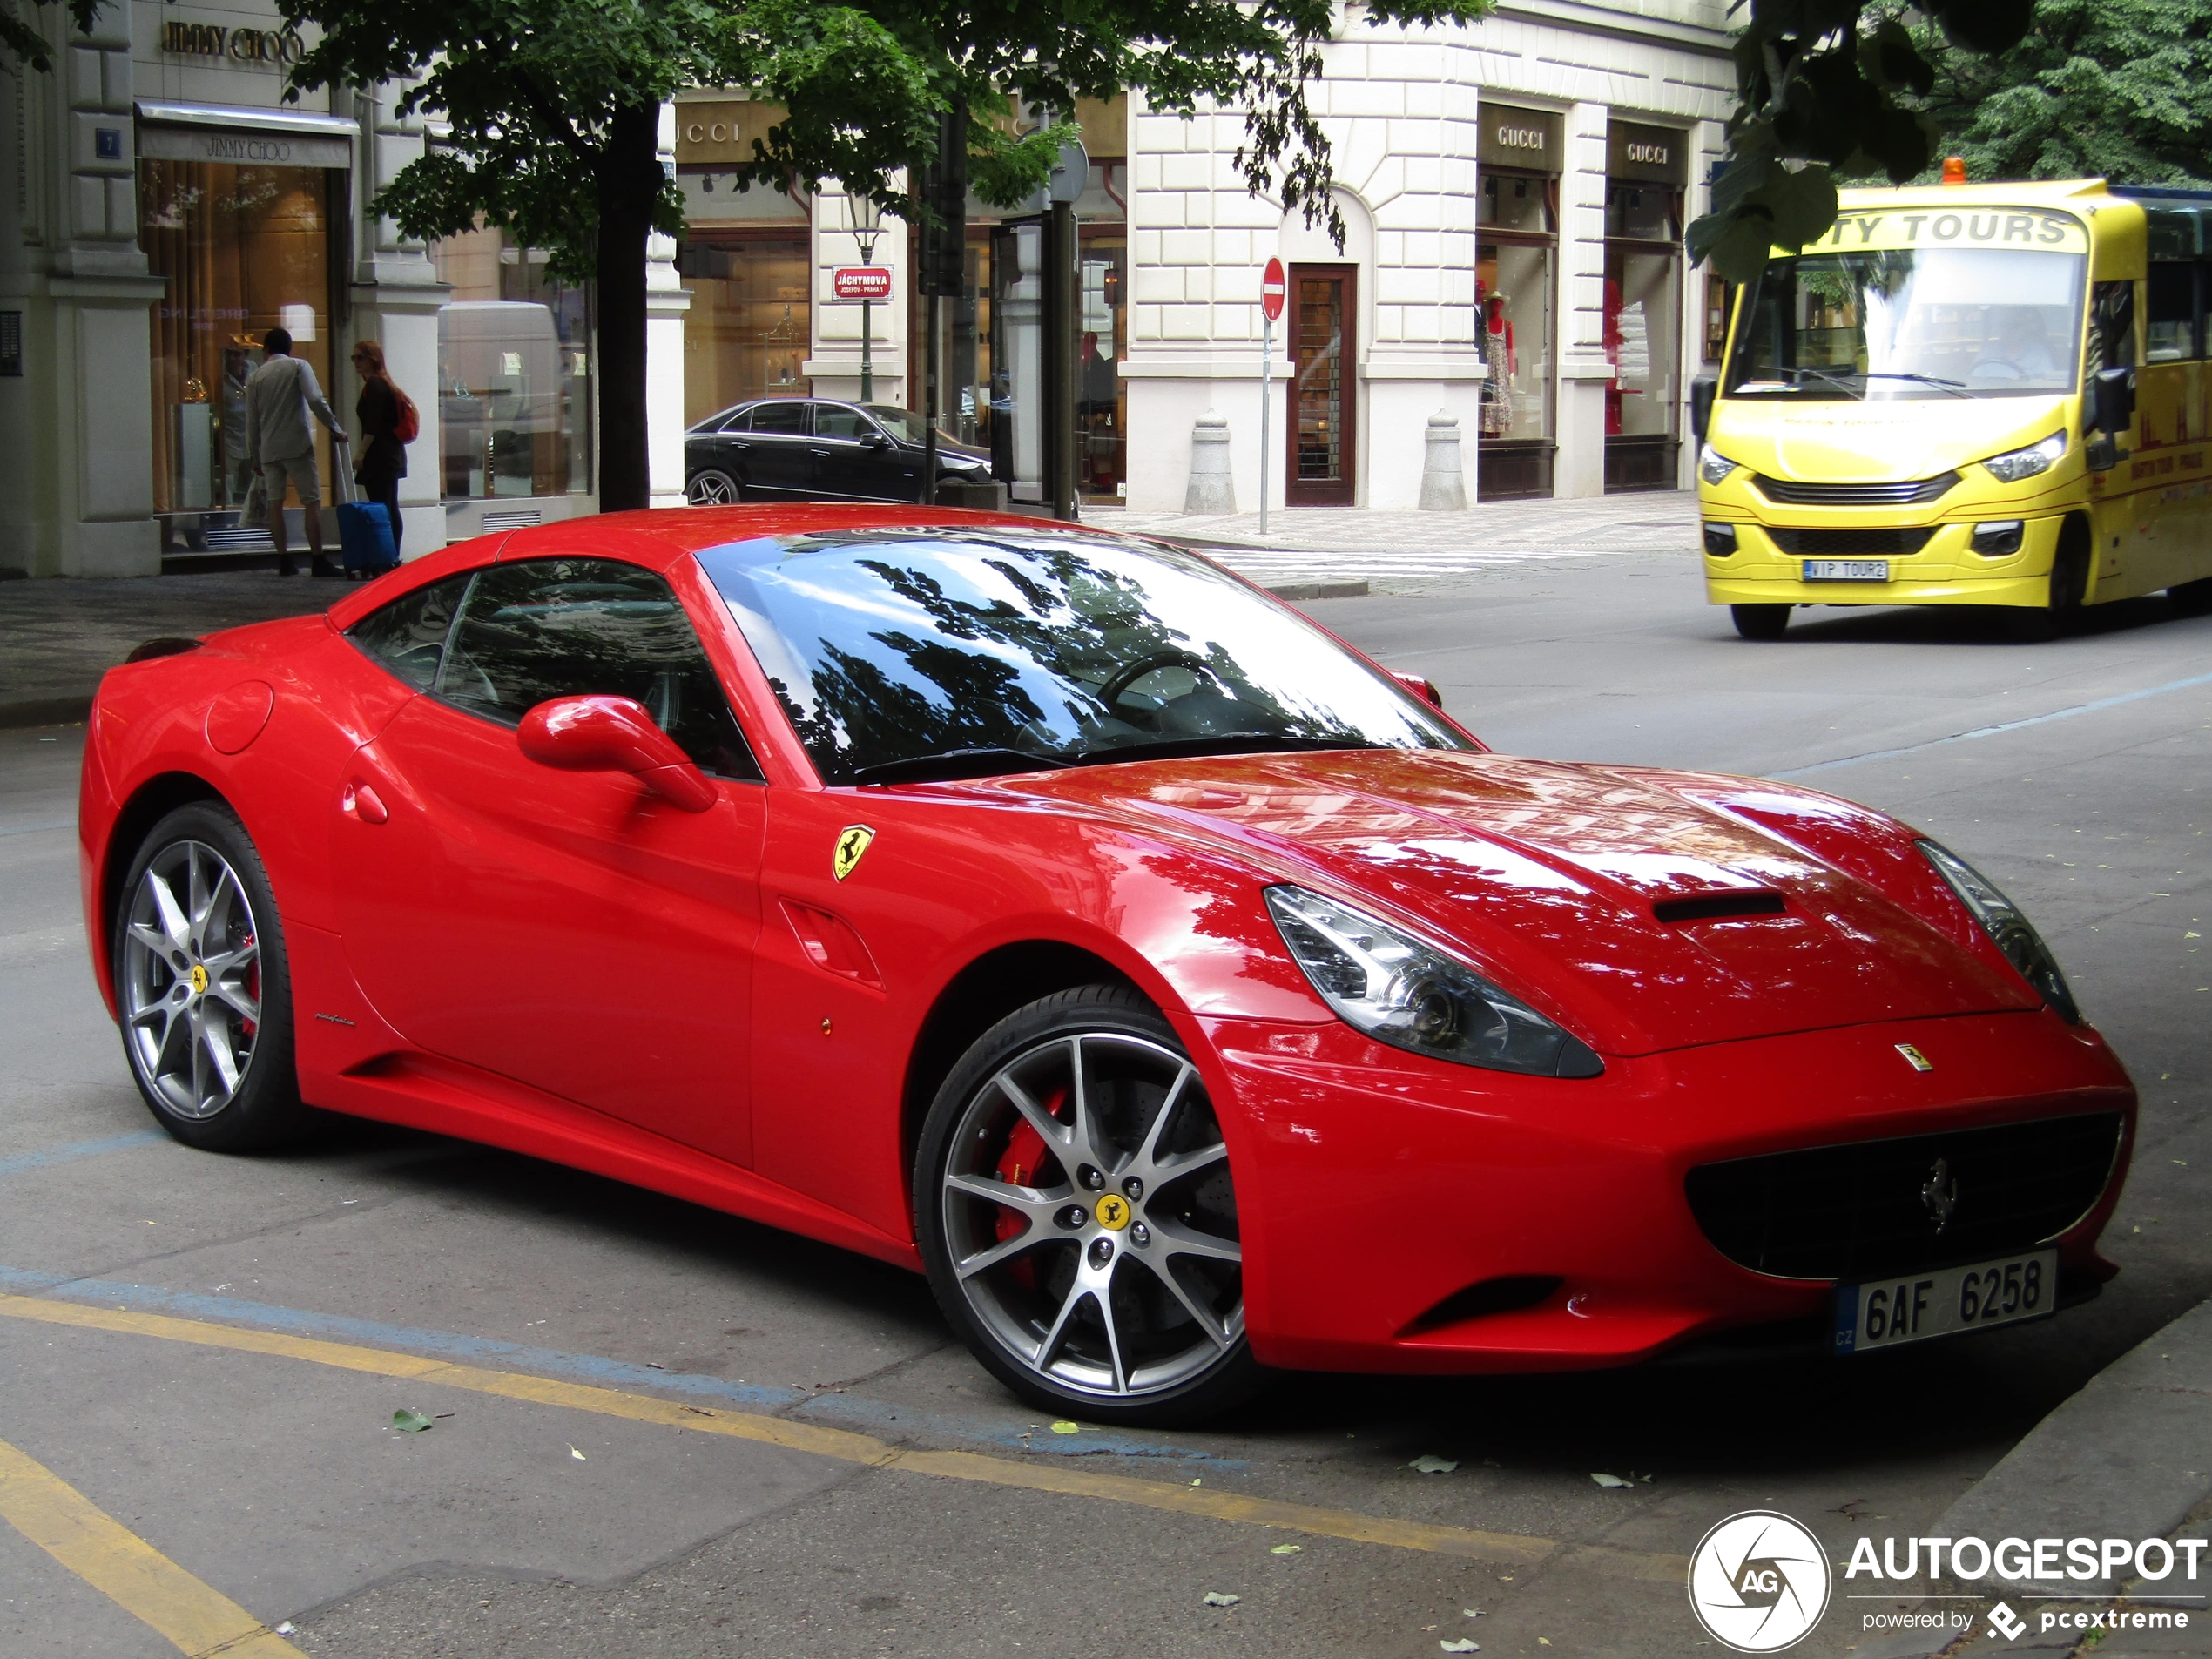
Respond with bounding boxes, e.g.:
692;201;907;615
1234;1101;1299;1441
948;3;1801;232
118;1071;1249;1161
1900;0;2212;188
1;0;98;71
1687;0;2042;283
274;0;1494;513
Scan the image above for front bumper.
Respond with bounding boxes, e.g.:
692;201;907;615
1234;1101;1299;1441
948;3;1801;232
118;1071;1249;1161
1702;514;2064;610
1204;1008;2133;1374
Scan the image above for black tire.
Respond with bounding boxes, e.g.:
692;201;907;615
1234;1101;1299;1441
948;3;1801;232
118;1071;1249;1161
111;801;306;1151
1730;603;1791;641
685;469;743;506
914;984;1265;1426
2013;523;2091;641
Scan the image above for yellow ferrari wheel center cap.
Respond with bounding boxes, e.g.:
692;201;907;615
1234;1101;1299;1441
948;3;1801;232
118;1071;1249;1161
1096;1194;1130;1231
188;963;209;996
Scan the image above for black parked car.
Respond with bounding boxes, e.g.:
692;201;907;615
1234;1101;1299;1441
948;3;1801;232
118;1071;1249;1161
684;399;995;505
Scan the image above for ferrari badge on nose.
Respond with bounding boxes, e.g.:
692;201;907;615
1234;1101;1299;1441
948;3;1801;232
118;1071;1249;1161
833;825;875;881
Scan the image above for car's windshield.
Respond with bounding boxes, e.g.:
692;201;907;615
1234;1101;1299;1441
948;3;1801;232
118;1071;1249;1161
863;406;948;444
1727;246;2087;399
695;529;1470;784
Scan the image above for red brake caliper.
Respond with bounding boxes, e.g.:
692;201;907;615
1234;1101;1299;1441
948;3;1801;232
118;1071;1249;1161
992;1086;1064;1289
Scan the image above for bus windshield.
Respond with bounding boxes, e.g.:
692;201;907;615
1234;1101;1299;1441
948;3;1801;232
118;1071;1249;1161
1726;246;2087;400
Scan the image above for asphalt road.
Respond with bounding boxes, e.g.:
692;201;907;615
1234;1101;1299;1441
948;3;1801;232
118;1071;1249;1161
3;553;2207;1659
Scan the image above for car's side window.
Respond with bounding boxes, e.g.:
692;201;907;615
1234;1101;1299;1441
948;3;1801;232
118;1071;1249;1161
814;405;871;441
718;408;752;434
344;574;474;691
435;557;763;780
749;401;808;435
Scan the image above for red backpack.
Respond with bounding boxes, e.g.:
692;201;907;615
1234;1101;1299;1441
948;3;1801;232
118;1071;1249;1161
390;381;421;444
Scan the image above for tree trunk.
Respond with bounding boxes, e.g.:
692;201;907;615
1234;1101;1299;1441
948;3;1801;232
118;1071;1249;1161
595;102;663;514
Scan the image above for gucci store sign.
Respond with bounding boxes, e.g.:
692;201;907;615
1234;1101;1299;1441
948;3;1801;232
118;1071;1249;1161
138;125;351;170
1608;120;1687;185
1478;105;1562;172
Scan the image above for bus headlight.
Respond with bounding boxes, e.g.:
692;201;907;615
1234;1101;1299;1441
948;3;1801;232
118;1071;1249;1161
1979;432;2067;484
1698;444;1740;486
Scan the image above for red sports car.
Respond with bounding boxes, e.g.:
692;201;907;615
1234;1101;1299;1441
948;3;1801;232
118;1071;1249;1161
80;507;2135;1424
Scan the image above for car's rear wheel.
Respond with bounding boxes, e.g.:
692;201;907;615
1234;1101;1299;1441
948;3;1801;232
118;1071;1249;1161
114;803;304;1150
915;985;1262;1426
686;469;742;506
1731;603;1791;641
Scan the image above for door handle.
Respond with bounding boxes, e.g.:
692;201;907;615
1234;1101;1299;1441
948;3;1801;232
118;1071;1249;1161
342;781;388;825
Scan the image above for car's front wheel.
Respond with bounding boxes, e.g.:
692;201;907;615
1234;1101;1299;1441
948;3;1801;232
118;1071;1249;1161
114;802;305;1150
686;469;742;506
915;985;1262;1425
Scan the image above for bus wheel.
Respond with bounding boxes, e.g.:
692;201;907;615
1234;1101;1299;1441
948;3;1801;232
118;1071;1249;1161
1730;604;1791;641
2171;577;2212;617
2012;533;2089;642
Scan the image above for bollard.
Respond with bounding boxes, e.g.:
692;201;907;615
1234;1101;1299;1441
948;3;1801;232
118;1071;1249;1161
1419;410;1467;511
1184;410;1236;514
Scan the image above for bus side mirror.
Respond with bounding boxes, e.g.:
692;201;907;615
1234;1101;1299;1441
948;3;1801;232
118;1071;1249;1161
2087;366;2135;435
1689;374;1718;444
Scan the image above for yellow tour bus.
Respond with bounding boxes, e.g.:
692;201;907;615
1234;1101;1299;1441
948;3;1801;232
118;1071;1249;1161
1693;175;2212;640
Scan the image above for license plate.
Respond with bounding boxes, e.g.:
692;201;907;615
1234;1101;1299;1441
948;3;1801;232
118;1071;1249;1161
1832;1249;2059;1354
1803;558;1890;582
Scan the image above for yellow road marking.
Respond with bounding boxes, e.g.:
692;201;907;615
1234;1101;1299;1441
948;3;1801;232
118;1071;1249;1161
0;1433;300;1658
0;1291;1681;1578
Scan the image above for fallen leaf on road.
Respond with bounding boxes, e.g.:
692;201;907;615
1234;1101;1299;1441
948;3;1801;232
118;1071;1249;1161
1203;1591;1240;1608
391;1409;432;1433
568;1444;587;1460
1409;1454;1459;1474
1271;1544;1302;1554
1440;1641;1480;1653
1051;1420;1081;1435
1590;1472;1629;1487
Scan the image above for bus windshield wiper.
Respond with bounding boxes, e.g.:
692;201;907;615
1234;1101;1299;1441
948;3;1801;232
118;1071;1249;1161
1779;366;1865;398
1782;366;1969;398
1862;371;1970;397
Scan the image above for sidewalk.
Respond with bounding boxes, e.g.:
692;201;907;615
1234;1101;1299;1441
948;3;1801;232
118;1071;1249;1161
0;570;332;728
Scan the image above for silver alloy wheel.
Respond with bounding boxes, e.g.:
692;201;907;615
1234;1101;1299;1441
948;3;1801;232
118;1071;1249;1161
120;840;262;1120
941;1032;1243;1400
686;469;740;505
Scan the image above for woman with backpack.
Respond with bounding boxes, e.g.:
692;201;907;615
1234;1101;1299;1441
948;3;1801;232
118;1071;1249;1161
348;339;418;574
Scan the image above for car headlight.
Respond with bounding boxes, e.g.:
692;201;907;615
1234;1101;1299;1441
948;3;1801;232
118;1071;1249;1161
1979;431;2067;484
1919;841;2080;1022
1698;444;1740;486
1264;886;1603;1077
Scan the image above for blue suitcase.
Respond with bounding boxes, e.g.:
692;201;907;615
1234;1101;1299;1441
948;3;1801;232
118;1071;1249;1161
334;464;398;575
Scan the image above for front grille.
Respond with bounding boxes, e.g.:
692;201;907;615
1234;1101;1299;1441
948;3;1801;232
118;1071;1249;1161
1770;527;1933;556
1685;1112;2124;1281
1756;473;1959;506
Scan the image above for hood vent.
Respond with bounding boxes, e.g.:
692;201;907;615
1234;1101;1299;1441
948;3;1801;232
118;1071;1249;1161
1653;890;1786;924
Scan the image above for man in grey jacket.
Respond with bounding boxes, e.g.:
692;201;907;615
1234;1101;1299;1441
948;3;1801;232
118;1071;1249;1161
243;326;348;576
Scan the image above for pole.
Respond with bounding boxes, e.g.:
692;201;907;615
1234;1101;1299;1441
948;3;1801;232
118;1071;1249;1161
860;296;873;403
1048;199;1076;522
923;293;939;506
1258;314;1271;539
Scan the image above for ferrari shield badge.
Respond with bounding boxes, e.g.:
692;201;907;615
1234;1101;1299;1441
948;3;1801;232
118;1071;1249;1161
833;825;875;881
1895;1042;1933;1072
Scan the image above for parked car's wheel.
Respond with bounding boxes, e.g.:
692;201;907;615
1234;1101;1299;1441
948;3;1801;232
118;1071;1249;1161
915;985;1263;1426
686;469;743;506
1730;603;1791;641
113;802;304;1150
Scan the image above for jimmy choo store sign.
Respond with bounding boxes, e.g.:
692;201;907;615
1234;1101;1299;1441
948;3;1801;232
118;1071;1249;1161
159;20;305;67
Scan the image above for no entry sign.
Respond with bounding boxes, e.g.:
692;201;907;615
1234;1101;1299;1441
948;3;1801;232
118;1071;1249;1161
833;266;894;301
1260;257;1286;323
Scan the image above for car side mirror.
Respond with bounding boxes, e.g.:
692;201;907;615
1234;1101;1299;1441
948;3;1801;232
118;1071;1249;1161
517;695;717;813
1689;373;1718;444
1390;671;1445;711
865;432;892;449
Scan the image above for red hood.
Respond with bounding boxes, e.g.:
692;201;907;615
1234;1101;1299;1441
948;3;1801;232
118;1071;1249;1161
952;750;2034;1057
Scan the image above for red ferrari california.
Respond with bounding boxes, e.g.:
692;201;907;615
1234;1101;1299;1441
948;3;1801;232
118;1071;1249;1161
80;507;2134;1424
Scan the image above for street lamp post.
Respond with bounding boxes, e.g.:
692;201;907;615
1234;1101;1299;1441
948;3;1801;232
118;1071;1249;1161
842;193;884;402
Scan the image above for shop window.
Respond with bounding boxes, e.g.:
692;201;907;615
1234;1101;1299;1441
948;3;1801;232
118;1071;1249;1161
1605;183;1678;242
1480;172;1553;234
433;228;594;501
1078;227;1127;502
138;156;337;526
676;233;812;425
1476;168;1557;500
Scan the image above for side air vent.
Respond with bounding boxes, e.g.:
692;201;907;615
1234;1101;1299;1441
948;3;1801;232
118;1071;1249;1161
1653;891;1787;924
1401;1274;1563;1335
125;637;203;664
